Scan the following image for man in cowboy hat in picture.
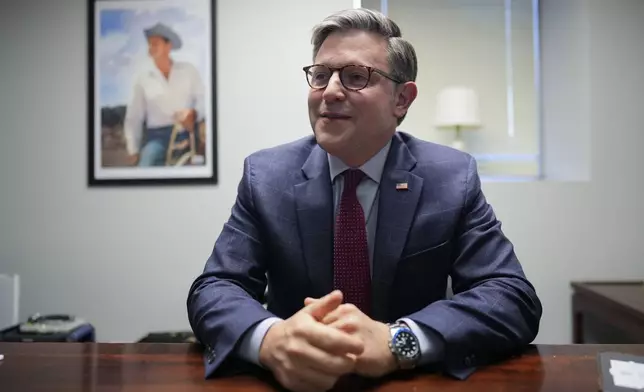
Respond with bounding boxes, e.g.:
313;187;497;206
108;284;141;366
123;22;205;166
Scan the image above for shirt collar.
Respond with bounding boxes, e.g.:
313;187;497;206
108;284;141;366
148;59;175;78
327;140;391;184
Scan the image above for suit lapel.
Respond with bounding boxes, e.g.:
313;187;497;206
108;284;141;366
371;135;423;322
294;145;334;299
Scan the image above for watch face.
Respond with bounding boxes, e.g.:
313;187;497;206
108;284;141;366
393;329;420;359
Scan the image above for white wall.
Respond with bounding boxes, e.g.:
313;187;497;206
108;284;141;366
540;0;592;181
0;0;353;342
0;0;643;345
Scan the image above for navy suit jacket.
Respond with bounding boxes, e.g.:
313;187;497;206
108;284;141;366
187;132;542;380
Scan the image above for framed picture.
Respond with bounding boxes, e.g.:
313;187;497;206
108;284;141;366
88;0;217;186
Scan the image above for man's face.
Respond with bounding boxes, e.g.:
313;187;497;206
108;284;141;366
147;36;172;61
308;30;410;161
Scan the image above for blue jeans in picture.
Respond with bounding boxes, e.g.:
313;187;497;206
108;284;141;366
138;125;195;167
138;126;173;166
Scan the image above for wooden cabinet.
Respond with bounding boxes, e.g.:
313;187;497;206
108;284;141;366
571;281;644;343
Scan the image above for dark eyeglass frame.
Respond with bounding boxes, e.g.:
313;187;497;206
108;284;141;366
302;64;404;91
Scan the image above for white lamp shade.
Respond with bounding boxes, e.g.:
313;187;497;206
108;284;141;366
435;87;481;128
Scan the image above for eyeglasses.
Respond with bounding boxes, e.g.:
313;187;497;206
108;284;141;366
302;64;403;91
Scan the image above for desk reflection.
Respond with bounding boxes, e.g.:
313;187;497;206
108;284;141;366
0;343;642;391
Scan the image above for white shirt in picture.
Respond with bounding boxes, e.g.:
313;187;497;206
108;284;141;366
123;61;205;155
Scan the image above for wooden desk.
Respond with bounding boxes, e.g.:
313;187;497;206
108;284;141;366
1;343;643;391
571;281;644;344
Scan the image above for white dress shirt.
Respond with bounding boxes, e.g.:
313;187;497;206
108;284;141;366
123;60;205;155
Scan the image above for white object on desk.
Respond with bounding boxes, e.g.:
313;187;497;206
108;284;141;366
610;359;644;389
0;274;20;330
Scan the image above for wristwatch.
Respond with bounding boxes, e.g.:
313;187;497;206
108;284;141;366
388;321;421;369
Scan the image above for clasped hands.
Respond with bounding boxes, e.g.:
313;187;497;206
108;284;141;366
258;290;397;392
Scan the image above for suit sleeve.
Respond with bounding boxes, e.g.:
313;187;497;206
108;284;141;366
406;156;543;379
187;156;276;378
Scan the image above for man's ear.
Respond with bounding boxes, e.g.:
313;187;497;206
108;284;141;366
394;81;418;119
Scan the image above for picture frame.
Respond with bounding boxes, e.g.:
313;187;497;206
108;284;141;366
88;0;217;186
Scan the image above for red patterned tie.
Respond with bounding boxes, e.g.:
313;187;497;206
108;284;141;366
333;169;371;316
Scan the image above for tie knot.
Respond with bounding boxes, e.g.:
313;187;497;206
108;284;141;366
342;169;365;191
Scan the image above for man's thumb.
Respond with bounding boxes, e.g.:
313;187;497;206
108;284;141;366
303;290;343;320
303;296;326;306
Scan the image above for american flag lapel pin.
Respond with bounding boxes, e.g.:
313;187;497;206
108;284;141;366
396;182;409;190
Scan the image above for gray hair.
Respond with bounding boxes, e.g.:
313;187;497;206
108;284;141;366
311;8;418;124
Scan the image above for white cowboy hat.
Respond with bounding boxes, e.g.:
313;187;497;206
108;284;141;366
144;22;182;50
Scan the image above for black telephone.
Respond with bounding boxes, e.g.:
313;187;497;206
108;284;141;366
19;313;86;334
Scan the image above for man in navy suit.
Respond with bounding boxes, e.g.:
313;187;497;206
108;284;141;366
187;8;542;392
